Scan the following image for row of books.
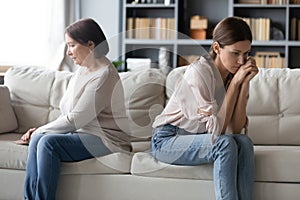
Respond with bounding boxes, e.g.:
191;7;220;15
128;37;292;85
177;52;285;68
238;0;287;4
243;18;270;41
254;52;285;68
126;17;175;40
290;0;300;3
291;17;300;41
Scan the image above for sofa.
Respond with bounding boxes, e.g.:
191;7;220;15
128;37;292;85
1;65;300;200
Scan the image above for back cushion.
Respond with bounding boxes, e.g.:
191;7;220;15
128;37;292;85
4;66;72;133
167;66;300;145
120;69;166;141
0;86;18;133
4;66;166;151
247;68;300;145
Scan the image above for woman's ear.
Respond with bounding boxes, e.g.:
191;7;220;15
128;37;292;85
88;41;95;50
213;42;220;54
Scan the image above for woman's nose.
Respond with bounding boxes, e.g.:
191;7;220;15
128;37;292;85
237;55;245;65
66;49;71;56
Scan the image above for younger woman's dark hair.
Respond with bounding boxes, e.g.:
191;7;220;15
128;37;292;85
209;16;252;60
65;18;109;57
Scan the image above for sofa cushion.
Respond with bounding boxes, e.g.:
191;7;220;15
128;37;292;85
254;145;300;182
131;145;300;182
247;68;300;145
4;66;72;133
5;66;166;151
0;86;18;133
166;66;300;145
0;133;27;169
131;152;213;180
61;152;132;174
0;133;131;174
120;69;166;151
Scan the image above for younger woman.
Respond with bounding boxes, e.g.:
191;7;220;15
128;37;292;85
151;17;258;200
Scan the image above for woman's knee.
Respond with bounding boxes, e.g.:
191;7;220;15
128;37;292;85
36;135;58;152
28;134;44;150
232;134;254;153
215;135;237;149
211;135;238;162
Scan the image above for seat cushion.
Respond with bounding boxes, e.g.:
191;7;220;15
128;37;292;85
0;133;131;174
131;145;300;182
131;152;213;180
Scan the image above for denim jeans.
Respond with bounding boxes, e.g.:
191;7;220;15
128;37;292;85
151;124;254;200
24;133;111;200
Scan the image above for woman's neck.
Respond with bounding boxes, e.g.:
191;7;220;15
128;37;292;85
214;58;230;84
84;56;110;72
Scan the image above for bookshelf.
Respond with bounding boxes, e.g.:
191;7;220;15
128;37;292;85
121;0;300;71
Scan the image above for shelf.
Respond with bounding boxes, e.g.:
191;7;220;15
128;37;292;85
288;5;300;8
124;39;292;46
251;40;287;46
288;41;300;46
122;0;300;69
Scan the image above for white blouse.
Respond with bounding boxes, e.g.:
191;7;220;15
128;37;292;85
153;56;226;136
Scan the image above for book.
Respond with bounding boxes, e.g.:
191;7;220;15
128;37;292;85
254;51;285;68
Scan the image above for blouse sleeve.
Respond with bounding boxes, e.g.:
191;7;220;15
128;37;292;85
175;61;221;135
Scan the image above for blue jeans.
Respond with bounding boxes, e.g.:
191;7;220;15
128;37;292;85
24;133;111;200
151;124;254;200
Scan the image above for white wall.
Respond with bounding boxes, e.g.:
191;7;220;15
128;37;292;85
80;0;122;61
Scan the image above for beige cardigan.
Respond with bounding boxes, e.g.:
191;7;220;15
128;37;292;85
34;64;131;153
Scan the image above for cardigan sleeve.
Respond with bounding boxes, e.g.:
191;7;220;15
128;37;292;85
34;68;110;135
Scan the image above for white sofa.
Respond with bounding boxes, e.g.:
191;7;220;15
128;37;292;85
1;65;300;200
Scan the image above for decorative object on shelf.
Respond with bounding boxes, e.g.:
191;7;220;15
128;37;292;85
158;47;171;75
131;0;139;4
126;58;151;72
190;16;208;40
164;0;171;6
271;27;284;40
112;61;125;72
